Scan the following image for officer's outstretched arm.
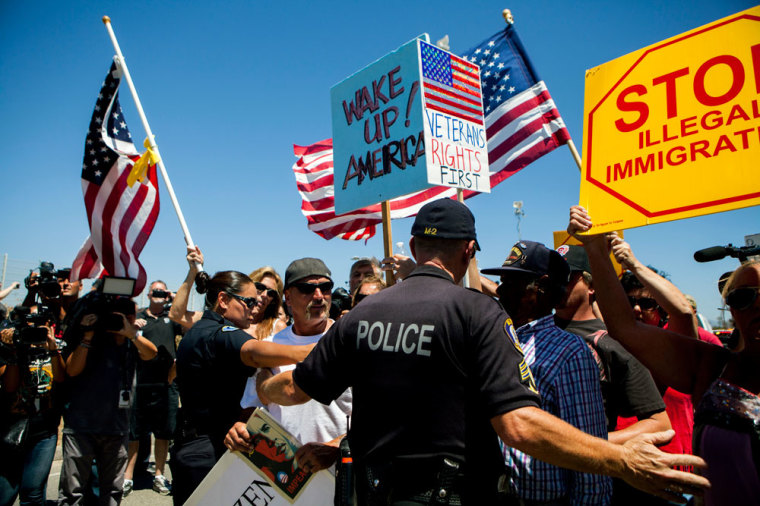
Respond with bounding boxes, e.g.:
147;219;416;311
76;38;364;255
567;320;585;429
493;406;709;504
240;341;315;369
258;370;311;406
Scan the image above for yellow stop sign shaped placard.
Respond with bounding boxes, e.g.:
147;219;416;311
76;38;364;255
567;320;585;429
580;6;760;233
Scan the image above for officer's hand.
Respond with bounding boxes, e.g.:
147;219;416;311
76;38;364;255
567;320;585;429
295;441;340;473
186;246;204;275
382;254;416;280
224;422;253;453
620;430;709;503
256;368;274;405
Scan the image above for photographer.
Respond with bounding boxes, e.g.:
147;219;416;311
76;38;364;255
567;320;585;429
58;289;157;506
21;263;82;340
123;281;182;497
0;308;65;506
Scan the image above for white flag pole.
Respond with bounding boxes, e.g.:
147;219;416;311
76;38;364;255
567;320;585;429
101;16;205;275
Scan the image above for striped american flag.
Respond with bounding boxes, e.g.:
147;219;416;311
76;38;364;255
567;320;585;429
420;41;484;124
70;61;159;294
295;24;570;241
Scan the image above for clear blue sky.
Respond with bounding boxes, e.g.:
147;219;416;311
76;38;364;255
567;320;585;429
1;0;757;325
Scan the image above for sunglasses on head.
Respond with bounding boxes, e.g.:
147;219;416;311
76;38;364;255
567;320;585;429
227;292;258;309
254;282;278;299
628;296;659;311
291;281;334;295
725;286;759;311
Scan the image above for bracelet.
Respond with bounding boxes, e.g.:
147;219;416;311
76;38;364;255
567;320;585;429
80;341;92;349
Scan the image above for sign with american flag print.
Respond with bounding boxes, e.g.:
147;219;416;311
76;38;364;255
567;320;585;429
419;40;489;192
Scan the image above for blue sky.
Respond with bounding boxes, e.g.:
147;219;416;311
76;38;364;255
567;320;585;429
1;0;756;325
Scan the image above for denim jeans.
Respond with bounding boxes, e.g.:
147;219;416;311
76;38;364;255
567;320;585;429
0;432;58;506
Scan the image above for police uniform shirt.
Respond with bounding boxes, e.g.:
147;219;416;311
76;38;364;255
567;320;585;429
293;265;540;477
175;310;255;443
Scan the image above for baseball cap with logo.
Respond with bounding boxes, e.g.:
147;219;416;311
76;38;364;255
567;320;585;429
481;241;570;285
556;244;591;274
411;198;480;250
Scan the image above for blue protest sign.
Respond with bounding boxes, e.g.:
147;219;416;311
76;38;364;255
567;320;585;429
331;37;427;215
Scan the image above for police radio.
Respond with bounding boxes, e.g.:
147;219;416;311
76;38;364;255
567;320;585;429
334;416;355;506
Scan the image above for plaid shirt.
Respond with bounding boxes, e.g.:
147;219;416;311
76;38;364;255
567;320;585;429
503;315;612;505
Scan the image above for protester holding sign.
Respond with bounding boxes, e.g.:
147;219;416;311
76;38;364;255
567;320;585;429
568;205;760;506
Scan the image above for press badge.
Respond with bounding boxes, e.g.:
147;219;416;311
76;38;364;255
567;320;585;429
118;389;132;409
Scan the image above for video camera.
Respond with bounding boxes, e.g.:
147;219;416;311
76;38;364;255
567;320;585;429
0;305;57;364
72;276;137;333
24;261;70;299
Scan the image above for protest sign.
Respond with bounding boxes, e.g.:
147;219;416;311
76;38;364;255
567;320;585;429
419;40;489;193
580;6;760;233
553;230;625;277
332;37;428;214
185;409;334;505
331;37;488;214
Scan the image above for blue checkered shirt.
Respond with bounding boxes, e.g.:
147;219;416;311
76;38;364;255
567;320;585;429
503;315;612;505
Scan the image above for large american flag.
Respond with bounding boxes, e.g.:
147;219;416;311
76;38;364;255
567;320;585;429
295;24;570;241
70;61;160;294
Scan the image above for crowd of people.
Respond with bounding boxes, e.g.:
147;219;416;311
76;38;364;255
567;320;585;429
0;199;757;506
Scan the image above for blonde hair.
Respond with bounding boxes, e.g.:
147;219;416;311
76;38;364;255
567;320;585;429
721;260;760;301
248;266;284;340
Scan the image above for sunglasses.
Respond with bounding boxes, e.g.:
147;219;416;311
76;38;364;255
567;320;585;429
725;286;759;311
227;292;258;309
627;296;659;311
291;281;334;295
352;292;369;307
254;282;278;299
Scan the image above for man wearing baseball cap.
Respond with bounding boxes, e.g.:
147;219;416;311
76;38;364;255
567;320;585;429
554;245;671;505
482;241;611;505
253;199;709;505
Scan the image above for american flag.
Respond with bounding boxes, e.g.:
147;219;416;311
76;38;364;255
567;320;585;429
462;23;570;187
70;61;160;294
420;41;484;125
295;24;570;241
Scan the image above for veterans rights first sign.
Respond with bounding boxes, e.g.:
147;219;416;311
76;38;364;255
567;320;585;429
580;5;760;233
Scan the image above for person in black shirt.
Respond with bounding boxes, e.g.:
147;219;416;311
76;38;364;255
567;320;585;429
123;280;182;496
255;199;709;505
169;269;314;505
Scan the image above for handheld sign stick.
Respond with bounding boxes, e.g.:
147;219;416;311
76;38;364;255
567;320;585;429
101;16;206;280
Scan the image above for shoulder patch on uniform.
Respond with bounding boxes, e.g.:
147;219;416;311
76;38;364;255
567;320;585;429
503;318;524;355
222;326;239;332
163;317;170;324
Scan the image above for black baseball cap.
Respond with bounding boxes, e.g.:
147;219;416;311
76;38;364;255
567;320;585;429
411;198;480;250
284;258;332;288
481;240;570;285
556;244;591;273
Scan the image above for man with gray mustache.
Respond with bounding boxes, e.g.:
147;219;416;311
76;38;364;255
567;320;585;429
226;258;352;473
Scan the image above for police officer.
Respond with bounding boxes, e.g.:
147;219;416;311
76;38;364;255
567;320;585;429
255;198;710;505
170;270;314;505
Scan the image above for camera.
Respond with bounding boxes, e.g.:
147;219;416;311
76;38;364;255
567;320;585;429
24;261;69;299
69;276;137;334
0;305;57;364
330;287;352;320
151;289;170;299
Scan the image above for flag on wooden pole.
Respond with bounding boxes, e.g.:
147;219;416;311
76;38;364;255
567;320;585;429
295;22;570;241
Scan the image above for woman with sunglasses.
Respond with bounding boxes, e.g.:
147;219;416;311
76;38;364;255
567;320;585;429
247;267;287;340
170;268;313;505
569;206;760;506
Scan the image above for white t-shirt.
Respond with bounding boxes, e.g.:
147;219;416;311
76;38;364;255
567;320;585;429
239;323;352;446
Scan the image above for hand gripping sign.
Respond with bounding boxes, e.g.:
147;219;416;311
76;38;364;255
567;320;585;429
580;6;760;233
